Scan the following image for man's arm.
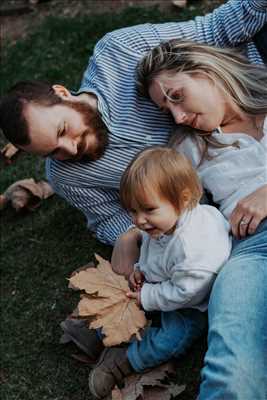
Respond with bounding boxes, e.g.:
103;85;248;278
48;181;132;246
154;0;267;48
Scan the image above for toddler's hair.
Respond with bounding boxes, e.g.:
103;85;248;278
120;146;202;213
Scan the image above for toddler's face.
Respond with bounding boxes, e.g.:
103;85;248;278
129;190;180;238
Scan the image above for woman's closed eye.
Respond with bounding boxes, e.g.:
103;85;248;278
168;90;184;103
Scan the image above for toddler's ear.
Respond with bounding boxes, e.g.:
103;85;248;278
181;188;192;209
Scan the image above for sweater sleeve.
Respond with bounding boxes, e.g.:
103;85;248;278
140;268;216;312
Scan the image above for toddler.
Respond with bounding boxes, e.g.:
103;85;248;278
89;146;232;399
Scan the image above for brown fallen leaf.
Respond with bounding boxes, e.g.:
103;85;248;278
69;255;147;346
0;178;54;211
111;362;186;400
1;143;20;164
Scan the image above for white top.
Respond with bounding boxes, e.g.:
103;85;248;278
135;204;231;312
177;116;267;219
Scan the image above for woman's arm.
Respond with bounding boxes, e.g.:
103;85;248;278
230;184;267;238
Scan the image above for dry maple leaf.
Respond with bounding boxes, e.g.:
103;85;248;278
69;255;147;346
111;362;186;400
0;178;54;211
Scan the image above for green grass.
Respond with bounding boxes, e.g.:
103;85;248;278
1;5;209;399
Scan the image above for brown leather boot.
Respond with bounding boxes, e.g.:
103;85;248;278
60;318;104;363
88;347;133;399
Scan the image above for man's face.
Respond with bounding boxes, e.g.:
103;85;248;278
21;100;108;161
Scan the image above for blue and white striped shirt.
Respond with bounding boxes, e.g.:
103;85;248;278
46;0;267;245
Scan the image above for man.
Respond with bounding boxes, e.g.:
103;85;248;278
1;1;267;399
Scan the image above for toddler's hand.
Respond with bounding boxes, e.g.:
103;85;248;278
129;270;145;291
126;290;141;307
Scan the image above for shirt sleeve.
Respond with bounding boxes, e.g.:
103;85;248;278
47;180;132;246
154;0;267;47
140;268;217;312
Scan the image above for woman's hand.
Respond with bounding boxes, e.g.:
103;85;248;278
129;269;145;291
126;290;141;307
111;227;142;278
230;185;267;239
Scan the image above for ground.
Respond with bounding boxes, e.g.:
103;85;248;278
1;0;225;43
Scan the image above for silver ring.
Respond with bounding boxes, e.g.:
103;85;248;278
240;220;249;225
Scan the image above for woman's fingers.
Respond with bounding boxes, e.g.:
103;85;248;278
230;185;267;238
238;215;252;238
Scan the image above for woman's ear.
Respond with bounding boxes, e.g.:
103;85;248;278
181;188;192;209
52;84;71;100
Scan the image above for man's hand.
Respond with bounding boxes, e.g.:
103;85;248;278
129;269;145;291
111;227;142;278
230;185;267;239
126;290;141;307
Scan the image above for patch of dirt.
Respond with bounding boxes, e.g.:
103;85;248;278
1;0;225;45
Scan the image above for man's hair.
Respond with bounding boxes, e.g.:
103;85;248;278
0;80;63;146
120;146;202;214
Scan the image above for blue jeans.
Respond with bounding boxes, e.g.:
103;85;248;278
199;219;267;400
127;308;207;372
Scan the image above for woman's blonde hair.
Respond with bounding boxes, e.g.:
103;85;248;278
136;39;267;114
120;146;202;213
136;40;267;160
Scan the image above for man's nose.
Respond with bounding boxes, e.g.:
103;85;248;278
61;138;78;156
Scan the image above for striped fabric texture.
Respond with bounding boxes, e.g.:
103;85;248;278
46;0;267;245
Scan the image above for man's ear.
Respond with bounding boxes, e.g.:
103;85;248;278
52;84;71;100
181;188;192;209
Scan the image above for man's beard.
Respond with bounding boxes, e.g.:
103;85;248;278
63;99;108;161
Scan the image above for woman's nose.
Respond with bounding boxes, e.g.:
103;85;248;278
168;103;187;124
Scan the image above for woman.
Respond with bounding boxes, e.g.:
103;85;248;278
136;40;267;400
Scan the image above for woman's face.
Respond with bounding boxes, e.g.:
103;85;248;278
149;71;232;131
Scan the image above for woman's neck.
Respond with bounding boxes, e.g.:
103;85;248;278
220;113;266;141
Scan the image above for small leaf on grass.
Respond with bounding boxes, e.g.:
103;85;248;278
172;0;187;8
0;178;54;211
69;255;147;346
111;362;186;400
1;143;20;164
